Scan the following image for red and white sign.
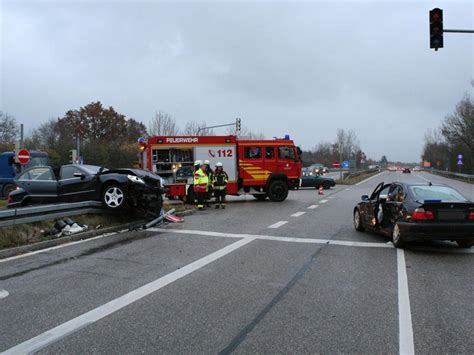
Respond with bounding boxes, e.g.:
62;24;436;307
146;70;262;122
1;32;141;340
332;161;340;168
18;149;30;165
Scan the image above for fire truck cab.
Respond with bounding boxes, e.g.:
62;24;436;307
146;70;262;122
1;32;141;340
141;135;302;202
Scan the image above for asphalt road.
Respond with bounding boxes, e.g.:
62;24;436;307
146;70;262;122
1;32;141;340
0;171;473;354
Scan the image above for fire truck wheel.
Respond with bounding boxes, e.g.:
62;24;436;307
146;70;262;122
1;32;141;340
267;180;289;202
253;194;266;201
102;184;127;210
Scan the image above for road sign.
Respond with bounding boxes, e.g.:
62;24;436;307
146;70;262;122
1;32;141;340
17;149;30;165
457;154;463;160
342;160;350;168
332;161;340;168
457;159;463;166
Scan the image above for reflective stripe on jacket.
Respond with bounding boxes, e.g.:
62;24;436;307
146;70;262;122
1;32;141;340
194;168;208;192
212;171;228;190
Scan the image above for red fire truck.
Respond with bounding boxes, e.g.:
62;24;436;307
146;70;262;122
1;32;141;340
139;135;302;202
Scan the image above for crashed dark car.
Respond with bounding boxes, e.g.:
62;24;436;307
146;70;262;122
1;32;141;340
299;172;336;190
7;164;165;212
353;181;474;248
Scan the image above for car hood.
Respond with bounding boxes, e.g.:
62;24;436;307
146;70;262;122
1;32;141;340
103;168;159;179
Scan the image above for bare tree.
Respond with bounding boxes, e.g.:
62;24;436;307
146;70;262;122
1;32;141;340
149;111;179;136
441;95;474;153
225;125;265;139
182;121;215;136
0;111;18;149
335;128;360;160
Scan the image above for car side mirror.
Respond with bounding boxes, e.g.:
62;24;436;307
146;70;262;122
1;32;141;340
361;195;369;201
73;172;86;180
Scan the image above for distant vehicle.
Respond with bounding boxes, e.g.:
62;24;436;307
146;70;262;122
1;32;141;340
413;166;422;172
402;167;411;173
309;163;325;175
8;164;165;211
0;150;49;198
388;166;397;172
353;181;474;248
299;173;336;189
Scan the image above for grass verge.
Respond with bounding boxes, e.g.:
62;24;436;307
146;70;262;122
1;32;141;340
336;170;381;185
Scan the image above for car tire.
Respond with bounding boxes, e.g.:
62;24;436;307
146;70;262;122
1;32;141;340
391;222;405;248
102;184;127;210
456;240;473;249
253;194;266;201
267;180;289;202
353;209;365;232
323;182;330;190
3;184;15;198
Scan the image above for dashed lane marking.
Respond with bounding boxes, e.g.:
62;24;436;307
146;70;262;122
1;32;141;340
328;196;335;199
268;221;288;229
345;188;351;191
0;289;9;299
307;205;319;209
1;237;256;355
320;199;328;203
397;249;415;355
291;212;306;217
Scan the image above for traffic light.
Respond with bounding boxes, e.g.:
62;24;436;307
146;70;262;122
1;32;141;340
236;118;241;132
430;8;443;50
69;149;77;164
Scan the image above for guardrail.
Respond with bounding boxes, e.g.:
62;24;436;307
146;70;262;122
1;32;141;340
426;169;474;183
343;168;380;180
0;201;107;228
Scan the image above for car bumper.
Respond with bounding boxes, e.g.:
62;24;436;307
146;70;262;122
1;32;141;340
397;221;474;241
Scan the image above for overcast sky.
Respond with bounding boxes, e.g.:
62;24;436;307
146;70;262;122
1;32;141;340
1;0;473;162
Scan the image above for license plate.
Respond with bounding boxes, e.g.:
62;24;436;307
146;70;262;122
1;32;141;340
437;210;465;221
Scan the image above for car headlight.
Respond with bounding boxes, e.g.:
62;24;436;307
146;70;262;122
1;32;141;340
127;174;145;184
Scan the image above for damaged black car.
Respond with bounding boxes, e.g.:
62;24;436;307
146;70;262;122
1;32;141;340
7;164;165;212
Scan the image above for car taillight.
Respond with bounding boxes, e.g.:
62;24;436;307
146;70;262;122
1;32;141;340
469;211;474;220
412;208;434;221
7;195;12;205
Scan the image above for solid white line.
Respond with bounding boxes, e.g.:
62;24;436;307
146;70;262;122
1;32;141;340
415;172;431;182
320;199;328;204
0;289;9;299
307;205;319;209
355;171;386;186
0;232;122;263
268;221;288;229
148;228;394;249
397;249;415;355
1;237;255;355
291;212;306;217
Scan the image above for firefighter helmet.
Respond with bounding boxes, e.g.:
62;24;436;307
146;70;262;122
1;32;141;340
203;160;210;165
194;160;202;166
215;162;223;167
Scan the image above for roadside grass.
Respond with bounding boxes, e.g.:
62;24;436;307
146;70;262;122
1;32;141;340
426;171;473;185
336;170;381;185
0;199;6;209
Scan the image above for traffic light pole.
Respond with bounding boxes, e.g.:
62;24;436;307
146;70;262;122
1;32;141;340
443;29;474;33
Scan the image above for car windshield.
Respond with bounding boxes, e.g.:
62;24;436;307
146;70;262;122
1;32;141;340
409;185;468;202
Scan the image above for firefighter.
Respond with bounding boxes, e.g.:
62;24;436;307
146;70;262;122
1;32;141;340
212;162;228;209
193;160;208;210
203;159;213;207
192;160;202;206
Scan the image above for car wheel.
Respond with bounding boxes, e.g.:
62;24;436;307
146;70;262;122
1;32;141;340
353;209;365;232
323;182;330;190
253;194;266;201
102;184;126;210
3;184;15;198
267;180;289;202
456;240;473;248
391;222;405;248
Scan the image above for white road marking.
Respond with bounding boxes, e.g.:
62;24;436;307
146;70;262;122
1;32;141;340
0;289;9;299
148;228;394;249
1;237;255;355
345;188;351;191
355;171;386;186
0;231;123;263
268;221;288;229
397;249;415;355
307;205;319;209
291;212;306;217
320;199;328;204
415;173;431;182
328;196;335;199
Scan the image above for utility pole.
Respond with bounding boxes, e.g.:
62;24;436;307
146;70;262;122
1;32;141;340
339;142;343;181
20;124;24;149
